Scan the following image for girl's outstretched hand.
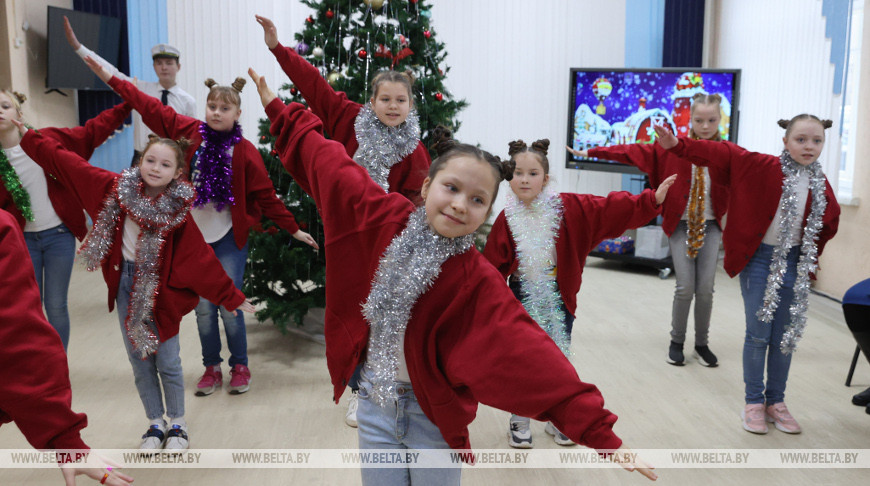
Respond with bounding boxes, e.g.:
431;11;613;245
60;454;134;485
255;15;279;50
63;16;82;50
653;122;678;150
655;174;677;205
10;118;27;137
565;146;588;158
248;68;277;108
236;299;256;314
611;446;657;481
83;56;113;84
292;229;320;250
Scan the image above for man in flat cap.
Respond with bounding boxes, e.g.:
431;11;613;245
65;17;196;165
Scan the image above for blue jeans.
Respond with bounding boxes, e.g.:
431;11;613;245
739;244;800;405
669;220;722;346
117;261;184;420
24;224;76;350
357;368;461;486
194;230;248;368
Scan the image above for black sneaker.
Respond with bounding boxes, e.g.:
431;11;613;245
852;386;870;406
693;345;719;367
667;341;685;366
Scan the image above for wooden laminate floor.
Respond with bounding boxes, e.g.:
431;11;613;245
3;257;869;485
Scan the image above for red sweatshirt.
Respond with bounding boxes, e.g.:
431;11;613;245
589;143;729;236
266;100;623;453
107;77;299;249
0;209;88;450
0;102;132;239
484;191;661;317
270;42;430;205
669;137;840;277
20;130;245;342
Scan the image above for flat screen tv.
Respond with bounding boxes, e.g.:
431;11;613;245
566;68;740;174
46;6;121;91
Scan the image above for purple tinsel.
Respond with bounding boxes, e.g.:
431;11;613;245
194;121;241;211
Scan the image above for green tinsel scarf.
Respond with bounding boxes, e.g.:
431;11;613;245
0;142;34;222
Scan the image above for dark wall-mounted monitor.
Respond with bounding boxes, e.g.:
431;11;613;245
47;6;121;91
566;68;741;174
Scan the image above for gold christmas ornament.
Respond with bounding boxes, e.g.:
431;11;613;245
364;0;386;9
327;71;342;86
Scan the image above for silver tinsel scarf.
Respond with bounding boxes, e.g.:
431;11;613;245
78;168;195;358
756;150;828;354
504;187;570;356
361;207;474;408
353;103;420;192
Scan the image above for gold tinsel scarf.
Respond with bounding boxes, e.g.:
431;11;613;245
685;164;706;258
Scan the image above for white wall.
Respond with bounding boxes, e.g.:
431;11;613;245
709;0;841;182
166;0;629;215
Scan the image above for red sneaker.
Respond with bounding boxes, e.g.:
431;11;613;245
195;365;222;396
228;364;251;394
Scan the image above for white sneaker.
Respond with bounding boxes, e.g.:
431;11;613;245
545;422;576;446
140;421;167;450
164;423;189;450
508;420;533;448
345;392;359;428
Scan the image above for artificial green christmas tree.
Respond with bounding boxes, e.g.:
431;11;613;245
245;0;466;331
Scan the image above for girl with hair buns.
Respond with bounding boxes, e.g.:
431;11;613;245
569;93;730;369
486;138;674;448
653;114;840;435
82;56;318;399
250;67;657;483
0;88;132;350
10;116;255;451
256;14;431;427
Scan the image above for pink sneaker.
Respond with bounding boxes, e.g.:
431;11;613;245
228;364;251;394
741;404;768;434
195;365;222;396
766;403;802;434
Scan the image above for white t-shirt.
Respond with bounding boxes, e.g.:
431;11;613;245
4;145;63;232
76;45;197;151
763;172;811;248
121;215;141;262
191;203;233;244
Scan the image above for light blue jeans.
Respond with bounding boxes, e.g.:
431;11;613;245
357;367;461;486
117;261;184;420
194;230;248;368
669;220;722;346
24;224;76;350
739;244;800;405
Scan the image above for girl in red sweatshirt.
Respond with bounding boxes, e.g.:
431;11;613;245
15;117;254;452
485;139;673;448
77;51;318;398
653;115;840;435
569;93;730;368
0;89;131;350
250;68;656;484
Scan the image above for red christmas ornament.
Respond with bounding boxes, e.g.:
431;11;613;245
270;149;279;156
306;16;314;24
299;222;309;230
260;135;268;142
358;49;368;59
326;9;334;19
424;30;431;39
290;87;299;95
410;0;418;3
434;92;443;101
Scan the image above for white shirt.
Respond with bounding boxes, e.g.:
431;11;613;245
4;145;63;232
121;215;141;263
191;202;233;244
763;171;811;248
76;45;197;151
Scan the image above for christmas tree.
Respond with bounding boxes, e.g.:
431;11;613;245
245;0;467;332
